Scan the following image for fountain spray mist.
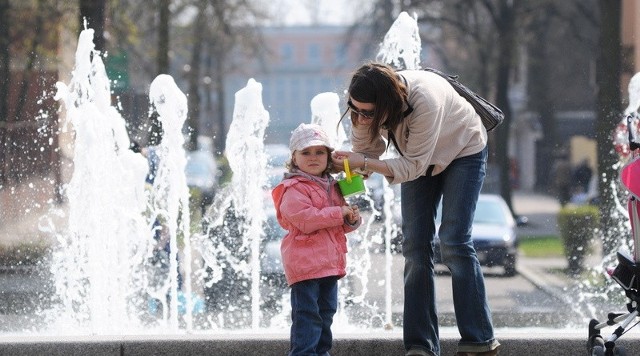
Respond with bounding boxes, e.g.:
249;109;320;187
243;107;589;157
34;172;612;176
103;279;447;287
51;28;194;334
41;11;434;334
195;78;270;329
375;10;422;328
51;28;152;333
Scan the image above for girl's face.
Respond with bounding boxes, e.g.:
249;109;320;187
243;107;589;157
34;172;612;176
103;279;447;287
292;145;329;177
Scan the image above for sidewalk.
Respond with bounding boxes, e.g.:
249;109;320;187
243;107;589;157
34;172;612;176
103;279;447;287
512;190;561;238
512;190;605;303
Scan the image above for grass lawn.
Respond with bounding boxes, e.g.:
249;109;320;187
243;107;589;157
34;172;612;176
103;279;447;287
518;235;564;258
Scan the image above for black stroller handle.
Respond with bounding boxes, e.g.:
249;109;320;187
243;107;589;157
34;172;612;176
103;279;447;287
627;113;640;151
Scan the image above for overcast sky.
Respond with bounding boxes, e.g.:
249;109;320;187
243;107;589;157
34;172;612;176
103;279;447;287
263;0;372;26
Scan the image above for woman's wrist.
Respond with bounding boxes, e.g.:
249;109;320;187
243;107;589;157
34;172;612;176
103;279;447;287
362;154;368;171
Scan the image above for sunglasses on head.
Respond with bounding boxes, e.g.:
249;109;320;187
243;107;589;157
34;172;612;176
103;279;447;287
347;100;375;120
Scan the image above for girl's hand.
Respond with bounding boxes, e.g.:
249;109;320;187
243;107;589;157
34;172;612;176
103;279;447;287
349;204;360;224
342;204;360;224
341;205;354;219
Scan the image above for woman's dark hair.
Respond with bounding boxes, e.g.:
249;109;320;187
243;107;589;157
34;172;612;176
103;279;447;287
340;62;408;143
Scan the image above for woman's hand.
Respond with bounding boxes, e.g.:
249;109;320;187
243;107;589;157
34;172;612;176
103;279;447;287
332;151;365;172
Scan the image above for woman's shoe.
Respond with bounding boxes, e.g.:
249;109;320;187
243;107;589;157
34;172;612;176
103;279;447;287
406;347;432;356
456;341;501;355
455;349;499;356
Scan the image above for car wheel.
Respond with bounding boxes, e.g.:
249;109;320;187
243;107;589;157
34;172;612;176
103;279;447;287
503;254;517;277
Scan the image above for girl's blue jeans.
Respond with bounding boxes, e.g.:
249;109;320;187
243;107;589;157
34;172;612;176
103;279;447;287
400;146;497;355
288;276;338;356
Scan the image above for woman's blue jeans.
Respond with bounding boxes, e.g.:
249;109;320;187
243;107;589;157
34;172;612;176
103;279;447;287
288;276;338;356
401;146;496;355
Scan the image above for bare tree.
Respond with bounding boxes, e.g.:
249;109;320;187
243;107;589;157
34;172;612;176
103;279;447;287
0;1;64;190
184;0;206;151
597;0;622;254
79;0;106;51
0;0;8;123
202;0;268;155
0;0;9;183
157;0;170;75
527;3;556;189
490;0;518;211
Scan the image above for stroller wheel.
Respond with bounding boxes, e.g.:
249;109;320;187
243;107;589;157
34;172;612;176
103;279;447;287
588;345;627;356
613;346;627;356
589;344;604;356
587;322;604;356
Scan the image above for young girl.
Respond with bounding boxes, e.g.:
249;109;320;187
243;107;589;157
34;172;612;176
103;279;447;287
271;123;361;356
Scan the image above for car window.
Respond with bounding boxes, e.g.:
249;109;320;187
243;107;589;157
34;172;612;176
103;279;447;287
473;200;507;225
186;161;210;175
435;197;508;225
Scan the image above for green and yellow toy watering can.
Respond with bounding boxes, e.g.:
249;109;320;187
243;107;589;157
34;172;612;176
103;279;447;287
337;158;366;198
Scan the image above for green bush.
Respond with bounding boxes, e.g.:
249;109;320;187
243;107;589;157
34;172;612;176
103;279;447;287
557;204;600;274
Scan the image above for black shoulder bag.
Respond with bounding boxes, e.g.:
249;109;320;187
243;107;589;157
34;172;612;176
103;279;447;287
423;67;504;132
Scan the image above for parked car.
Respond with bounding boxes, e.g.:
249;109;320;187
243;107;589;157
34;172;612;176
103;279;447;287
434;194;524;277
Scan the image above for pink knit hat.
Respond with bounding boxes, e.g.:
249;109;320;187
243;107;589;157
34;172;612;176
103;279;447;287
289;123;334;152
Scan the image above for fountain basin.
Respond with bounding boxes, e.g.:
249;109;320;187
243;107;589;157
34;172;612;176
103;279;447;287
0;331;638;355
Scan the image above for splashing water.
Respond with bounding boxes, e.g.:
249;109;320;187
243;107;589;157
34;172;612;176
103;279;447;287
370;10;423;328
51;28;155;333
49;27;196;334
570;77;640;323
147;74;193;331
194;78;270;329
377;11;422;71
39;9;623;335
310;92;348;150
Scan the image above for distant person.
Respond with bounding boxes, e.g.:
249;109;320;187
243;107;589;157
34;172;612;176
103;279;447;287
551;156;572;207
131;141;182;308
331;62;500;356
573;159;593;195
271;123;362;356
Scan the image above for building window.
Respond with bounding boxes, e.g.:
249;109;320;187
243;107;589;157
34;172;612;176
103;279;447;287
281;44;294;64
308;43;321;64
335;44;347;64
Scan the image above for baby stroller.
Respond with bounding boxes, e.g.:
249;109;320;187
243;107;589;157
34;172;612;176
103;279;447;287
587;114;640;356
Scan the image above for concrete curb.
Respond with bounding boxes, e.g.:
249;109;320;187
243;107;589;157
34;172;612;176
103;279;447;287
0;332;638;355
516;260;569;303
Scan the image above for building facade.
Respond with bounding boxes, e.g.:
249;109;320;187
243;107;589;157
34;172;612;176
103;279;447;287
223;25;374;145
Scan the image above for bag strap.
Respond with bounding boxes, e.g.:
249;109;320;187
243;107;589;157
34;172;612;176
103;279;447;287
386;105;413;156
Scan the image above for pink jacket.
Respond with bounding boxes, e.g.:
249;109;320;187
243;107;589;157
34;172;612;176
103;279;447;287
271;173;360;286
